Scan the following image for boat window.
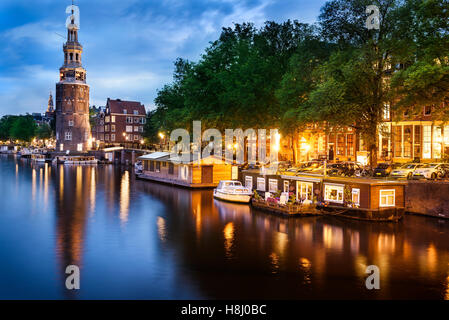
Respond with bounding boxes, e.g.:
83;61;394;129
324;184;344;204
380;190;395;207
352;188;360;206
233;182;242;187
269;179;278;193
257;178;266;191
245;176;253;190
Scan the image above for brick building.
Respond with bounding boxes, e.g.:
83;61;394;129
55;5;91;152
98;98;146;146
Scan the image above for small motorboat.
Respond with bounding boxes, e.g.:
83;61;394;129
213;180;252;203
31;154;47;163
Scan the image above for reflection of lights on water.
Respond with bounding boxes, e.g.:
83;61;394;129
419;244;437;275
269;252;280;274
31;168;36;201
224;222;234;259
355;255;368;278
299;257;312;284
59;165;64;200
157;217;167;242
119;171;130;224
323;225;343;251
44;164;49;209
445;275;449;301
350;231;360;254
377;233;395;253
90;167;96;214
274;231;288;257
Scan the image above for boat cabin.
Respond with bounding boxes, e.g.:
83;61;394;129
138;152;235;188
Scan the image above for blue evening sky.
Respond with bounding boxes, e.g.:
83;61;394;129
0;0;327;116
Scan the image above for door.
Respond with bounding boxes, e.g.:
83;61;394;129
297;181;313;202
201;166;213;184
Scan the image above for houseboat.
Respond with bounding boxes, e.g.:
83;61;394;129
31;154;47;163
213;181;252;203
137;152;236;188
241;169;406;221
318;176;406;222
52;156;99;165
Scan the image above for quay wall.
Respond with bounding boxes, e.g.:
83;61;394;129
405;181;449;219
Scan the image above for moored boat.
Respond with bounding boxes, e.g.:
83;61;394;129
52;156;98;165
213;181;252;203
31;154;47;163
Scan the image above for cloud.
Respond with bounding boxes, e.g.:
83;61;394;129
0;0;327;116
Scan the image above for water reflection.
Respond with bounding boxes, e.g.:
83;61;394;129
1;156;449;299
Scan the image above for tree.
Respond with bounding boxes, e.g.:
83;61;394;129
300;0;413;166
0;115;18;140
36;123;53;140
9;116;37;142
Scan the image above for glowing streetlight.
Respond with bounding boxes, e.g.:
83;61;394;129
158;132;165;140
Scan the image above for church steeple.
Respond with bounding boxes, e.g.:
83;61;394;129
47;92;54;113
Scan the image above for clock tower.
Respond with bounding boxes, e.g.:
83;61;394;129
55;3;91;152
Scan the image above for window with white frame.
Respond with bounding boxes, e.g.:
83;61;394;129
245;176;253;189
105;134;109;141
257;177;266;191
111;116;116;123
65;131;72;141
324;184;344;204
352;188;360;206
60;144;64;151
283;180;289;193
134;126;139;132
77;143;83;152
126;116;133;123
111;125;116;132
68;120;74;127
269;179;278;193
134;135;139;141
126;126;133;133
297;182;313;202
180;165;189;181
380;190;395;207
433;126;442;159
111;134;115;141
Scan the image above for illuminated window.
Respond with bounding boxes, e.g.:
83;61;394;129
324;184;344;204
269;179;278;193
257;177;266;191
77;143;83;152
111;134;115;141
111;116;116;123
423;126;432;159
383;104;390;120
283;180;289;193
380;190;395;207
245;176;253;189
352;188;360;206
111;125;116;132
126;126;133;133
60;144;64;151
433;126;442;159
298;182;313;202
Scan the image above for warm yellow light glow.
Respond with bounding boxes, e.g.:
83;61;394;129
159;132;165;139
140;140;144;144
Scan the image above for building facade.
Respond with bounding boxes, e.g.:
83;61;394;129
55;7;91;152
379;104;449;163
100;98;146;146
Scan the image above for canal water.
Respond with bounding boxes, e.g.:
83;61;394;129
0;155;448;299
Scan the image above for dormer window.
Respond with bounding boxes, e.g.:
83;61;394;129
424;106;432;115
123;110;127;114
134;110;139;115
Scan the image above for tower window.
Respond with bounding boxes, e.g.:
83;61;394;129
70;53;73;61
76;53;79;61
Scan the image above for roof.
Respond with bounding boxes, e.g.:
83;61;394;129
138;152;231;165
106;98;146;115
138;152;171;160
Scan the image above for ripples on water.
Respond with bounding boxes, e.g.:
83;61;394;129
0;155;448;299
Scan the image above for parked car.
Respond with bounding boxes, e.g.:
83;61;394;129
373;163;398;177
412;163;449;180
297;161;324;173
390;163;423;179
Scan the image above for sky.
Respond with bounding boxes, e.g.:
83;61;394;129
0;0;328;116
